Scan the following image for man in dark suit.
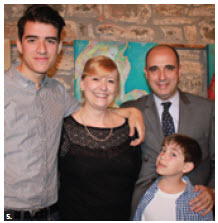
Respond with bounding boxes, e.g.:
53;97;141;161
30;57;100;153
121;45;214;218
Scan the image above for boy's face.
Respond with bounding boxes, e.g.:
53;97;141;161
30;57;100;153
156;141;191;177
17;21;62;77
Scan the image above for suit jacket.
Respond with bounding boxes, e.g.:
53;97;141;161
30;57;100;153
121;90;215;218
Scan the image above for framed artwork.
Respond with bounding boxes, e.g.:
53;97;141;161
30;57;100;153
74;40;157;107
207;44;215;100
4;39;11;71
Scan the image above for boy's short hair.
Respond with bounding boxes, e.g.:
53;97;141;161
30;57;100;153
17;4;65;42
163;134;202;168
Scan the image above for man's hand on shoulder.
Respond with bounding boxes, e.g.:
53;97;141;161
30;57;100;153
189;185;214;216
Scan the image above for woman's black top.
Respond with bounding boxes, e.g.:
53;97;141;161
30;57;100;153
58;116;141;221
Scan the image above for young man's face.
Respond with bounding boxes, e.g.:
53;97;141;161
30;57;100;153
156;141;189;177
17;21;62;77
144;46;181;100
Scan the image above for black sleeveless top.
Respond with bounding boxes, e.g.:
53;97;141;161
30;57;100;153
58;116;141;221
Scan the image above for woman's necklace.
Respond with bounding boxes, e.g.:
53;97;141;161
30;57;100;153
80;113;113;142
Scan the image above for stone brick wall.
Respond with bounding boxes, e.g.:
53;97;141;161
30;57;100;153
4;4;215;97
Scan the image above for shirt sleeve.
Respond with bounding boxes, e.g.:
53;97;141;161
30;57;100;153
64;90;81;117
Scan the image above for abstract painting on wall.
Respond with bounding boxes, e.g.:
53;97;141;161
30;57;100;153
74;40;157;107
207;44;215;100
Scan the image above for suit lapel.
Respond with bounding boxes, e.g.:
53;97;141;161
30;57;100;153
144;93;164;140
143;91;193;139
178;91;191;133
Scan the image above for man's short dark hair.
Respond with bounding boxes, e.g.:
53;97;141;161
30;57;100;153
145;45;180;67
17;4;65;42
163;134;202;168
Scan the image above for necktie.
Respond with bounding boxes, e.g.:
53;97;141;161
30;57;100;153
161;102;175;136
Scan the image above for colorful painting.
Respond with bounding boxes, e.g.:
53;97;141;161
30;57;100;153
207;44;215;100
74;40;157;107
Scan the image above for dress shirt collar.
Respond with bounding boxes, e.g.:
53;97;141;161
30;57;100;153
153;91;179;110
153;91;180;132
12;64;48;89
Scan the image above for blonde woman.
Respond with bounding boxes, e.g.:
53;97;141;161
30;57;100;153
59;55;141;220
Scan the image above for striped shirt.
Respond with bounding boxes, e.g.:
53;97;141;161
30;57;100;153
4;65;81;210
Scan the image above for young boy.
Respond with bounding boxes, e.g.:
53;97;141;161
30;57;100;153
133;134;213;221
